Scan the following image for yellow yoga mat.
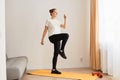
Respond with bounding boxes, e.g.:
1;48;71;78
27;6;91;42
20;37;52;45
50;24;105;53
27;69;97;80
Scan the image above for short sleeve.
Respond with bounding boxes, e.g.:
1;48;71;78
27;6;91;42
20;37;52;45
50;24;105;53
45;19;49;27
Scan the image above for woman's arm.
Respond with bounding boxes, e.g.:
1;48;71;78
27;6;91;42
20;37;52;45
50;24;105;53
60;14;67;29
40;26;48;45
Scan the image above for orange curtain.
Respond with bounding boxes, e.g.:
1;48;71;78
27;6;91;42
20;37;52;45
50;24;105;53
90;0;101;70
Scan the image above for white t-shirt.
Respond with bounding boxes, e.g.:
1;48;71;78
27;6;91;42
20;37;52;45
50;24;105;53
45;18;62;37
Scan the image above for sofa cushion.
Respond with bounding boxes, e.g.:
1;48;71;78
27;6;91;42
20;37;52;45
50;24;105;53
7;56;28;80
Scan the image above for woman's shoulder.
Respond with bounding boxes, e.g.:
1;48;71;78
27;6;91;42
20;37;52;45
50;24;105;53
46;18;52;21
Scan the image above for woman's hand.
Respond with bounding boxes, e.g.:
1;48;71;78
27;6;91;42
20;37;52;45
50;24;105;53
41;40;44;45
64;14;67;19
40;26;48;45
60;14;67;28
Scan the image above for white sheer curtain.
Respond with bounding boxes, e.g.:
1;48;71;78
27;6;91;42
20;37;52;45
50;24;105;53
99;0;120;79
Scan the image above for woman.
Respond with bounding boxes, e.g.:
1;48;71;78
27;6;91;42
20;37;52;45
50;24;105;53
41;8;69;74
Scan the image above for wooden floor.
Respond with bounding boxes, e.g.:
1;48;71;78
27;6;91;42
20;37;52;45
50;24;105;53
22;68;114;80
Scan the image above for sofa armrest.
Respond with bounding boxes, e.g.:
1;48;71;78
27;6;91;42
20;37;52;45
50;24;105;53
7;56;28;80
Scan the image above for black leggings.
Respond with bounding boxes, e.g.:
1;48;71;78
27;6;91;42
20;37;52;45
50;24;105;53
49;33;69;69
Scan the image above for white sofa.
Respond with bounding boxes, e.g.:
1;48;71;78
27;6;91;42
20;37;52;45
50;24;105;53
6;56;28;80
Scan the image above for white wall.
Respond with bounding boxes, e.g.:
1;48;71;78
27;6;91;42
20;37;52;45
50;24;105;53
6;0;90;69
0;0;6;80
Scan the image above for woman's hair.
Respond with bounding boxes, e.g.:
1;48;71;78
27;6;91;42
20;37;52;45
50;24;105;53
49;8;56;15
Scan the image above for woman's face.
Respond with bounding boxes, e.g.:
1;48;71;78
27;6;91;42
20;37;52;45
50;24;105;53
51;10;58;17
